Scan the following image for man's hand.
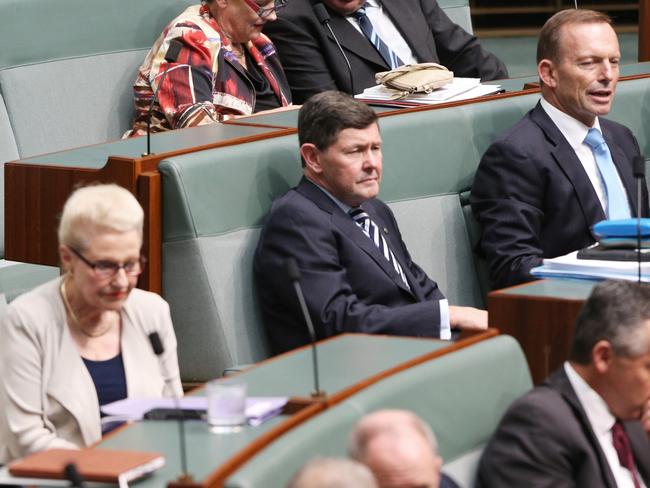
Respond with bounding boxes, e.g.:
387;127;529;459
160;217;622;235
449;306;488;331
641;398;650;436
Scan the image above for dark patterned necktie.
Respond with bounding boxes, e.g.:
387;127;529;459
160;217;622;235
353;4;403;69
349;207;410;289
612;420;642;488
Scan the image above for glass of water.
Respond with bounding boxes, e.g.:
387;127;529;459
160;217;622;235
206;379;247;433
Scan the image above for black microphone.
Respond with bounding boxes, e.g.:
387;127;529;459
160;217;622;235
312;3;356;97
286;258;325;397
148;332;194;484
143;38;185;157
634;155;645;283
63;462;86;488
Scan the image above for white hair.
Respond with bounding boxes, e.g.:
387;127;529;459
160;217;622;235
288;457;377;488
58;184;144;250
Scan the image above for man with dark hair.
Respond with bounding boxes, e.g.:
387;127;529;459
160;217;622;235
471;9;648;289
262;0;507;103
254;91;486;353
477;280;650;487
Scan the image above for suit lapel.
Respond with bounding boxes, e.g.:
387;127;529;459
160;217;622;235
297;179;412;294
325;8;388;69
548;369;618;488
47;322;101;446
531;104;606;232
381;0;433;62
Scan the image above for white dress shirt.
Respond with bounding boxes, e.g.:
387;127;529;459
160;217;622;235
540;98;630;217
564;362;646;488
346;0;418;67
314;182;451;340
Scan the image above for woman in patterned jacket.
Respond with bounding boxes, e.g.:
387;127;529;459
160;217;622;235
128;0;291;135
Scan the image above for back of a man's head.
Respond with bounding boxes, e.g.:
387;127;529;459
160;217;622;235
288;457;378;488
298;91;378;154
570;280;650;364
536;9;612;64
349;410;442;488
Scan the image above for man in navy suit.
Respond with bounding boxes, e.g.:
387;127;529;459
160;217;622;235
471;9;649;290
263;0;507;103
253;91;486;353
477;280;650;487
350;409;459;488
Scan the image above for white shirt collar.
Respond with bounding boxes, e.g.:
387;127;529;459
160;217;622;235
564;361;616;436
540;98;602;150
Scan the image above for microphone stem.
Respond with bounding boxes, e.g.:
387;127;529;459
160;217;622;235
173;395;189;478
323;21;356;97
292;281;321;395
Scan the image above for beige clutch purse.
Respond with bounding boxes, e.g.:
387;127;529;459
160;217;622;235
375;63;453;97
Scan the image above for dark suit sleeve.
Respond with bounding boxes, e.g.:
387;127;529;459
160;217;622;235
470;139;545;289
256;198;442;340
420;0;507;80
263;14;339;103
477;396;579;488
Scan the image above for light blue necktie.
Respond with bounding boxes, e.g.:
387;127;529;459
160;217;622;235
354;4;403;70
584;128;631;220
350;207;410;289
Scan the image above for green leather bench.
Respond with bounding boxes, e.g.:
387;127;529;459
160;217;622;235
159;75;650;383
158;92;538;382
224;335;532;488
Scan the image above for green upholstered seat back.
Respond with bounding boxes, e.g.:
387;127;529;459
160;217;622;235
224;335;532;488
437;0;473;34
160;135;302;382
606;77;650;156
0;0;196;159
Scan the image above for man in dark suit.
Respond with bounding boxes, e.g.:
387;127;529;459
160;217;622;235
254;91;486;353
350;409;459;488
262;0;507;103
471;9;649;290
477;280;650;487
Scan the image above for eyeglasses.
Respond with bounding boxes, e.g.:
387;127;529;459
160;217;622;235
242;0;288;19
71;248;146;279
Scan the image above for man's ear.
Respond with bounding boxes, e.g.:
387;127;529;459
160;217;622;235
538;59;557;88
300;143;323;175
592;340;614;374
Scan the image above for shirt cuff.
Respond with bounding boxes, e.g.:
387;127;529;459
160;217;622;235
439;298;451;340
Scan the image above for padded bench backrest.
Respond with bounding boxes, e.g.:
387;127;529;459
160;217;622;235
438;0;473;34
224;335;533;488
0;0;195;159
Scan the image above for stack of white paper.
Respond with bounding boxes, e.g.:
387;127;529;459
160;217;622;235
530;251;650;282
101;396;288;426
356;77;502;104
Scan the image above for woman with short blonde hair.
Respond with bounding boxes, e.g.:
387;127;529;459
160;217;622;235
0;184;182;463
